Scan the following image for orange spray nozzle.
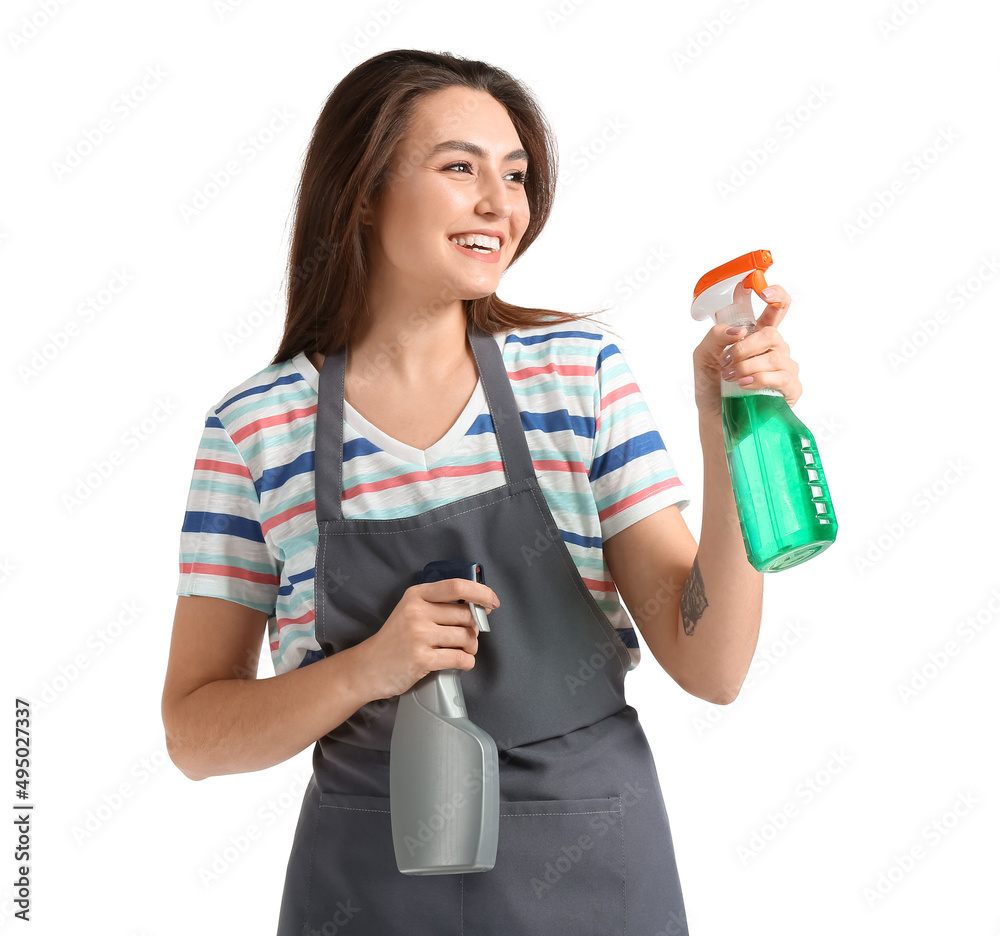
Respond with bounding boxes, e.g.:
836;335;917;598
693;249;773;301
691;249;773;322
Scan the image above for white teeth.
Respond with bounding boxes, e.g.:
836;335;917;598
449;233;500;251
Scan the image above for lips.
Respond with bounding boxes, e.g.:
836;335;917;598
449;238;502;264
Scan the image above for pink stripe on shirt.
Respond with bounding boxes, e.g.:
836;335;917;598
344;460;504;501
231;404;318;444
598;477;685;524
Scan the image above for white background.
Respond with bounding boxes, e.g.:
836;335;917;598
2;0;998;933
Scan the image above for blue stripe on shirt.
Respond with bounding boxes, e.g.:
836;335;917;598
182;510;266;543
216;371;308;413
590;430;666;481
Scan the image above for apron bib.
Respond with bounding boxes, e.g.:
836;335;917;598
276;320;689;935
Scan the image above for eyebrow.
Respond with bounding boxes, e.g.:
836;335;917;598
428;140;529;163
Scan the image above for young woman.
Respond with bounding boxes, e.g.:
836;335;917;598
162;49;801;935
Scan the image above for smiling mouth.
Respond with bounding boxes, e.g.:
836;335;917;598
448;233;501;254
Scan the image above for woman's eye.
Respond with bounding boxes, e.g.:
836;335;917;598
444;162;528;185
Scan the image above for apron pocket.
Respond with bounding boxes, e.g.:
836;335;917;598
304;791;462;936
462;795;626;936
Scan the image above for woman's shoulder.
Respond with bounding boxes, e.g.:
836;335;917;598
206;352;317;437
498;316;618;362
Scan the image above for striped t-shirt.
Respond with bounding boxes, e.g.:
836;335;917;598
176;323;690;676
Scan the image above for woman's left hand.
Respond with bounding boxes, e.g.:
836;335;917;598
692;283;802;422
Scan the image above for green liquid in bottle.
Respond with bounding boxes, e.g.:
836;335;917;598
721;391;837;572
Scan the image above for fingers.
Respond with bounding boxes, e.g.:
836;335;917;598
719;324;790;368
423;600;490;630
754;284;791;329
424;577;499;610
724;356;802;404
696;321;746;357
724;358;802;403
716;322;802;404
433;622;480;661
414;579;497;637
695;282;792;357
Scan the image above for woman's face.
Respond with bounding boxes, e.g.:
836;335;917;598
364;86;531;306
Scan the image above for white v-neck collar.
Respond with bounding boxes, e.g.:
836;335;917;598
344;382;485;468
292;330;508;469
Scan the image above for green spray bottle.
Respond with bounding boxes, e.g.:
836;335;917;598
691;249;837;571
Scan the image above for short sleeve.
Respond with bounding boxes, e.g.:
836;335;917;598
175;407;280;614
589;333;691;541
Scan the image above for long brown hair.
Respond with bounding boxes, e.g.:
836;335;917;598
269;49;617;366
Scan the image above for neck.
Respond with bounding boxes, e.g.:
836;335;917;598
347;299;473;391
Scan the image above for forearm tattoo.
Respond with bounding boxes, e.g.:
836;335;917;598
681;557;708;636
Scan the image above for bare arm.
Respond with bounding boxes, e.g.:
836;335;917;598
603;418;763;705
678;412;763;699
161;577;497;781
161;596;373;781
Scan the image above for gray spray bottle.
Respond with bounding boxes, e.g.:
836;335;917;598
389;560;499;875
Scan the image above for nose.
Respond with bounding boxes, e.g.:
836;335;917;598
475;168;512;219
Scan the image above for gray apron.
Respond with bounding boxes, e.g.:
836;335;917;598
276;320;689;935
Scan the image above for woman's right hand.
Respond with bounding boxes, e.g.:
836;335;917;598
355;579;500;702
